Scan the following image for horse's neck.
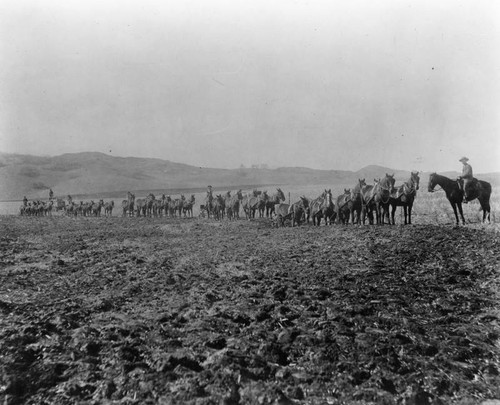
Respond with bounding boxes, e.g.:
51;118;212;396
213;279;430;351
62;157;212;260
435;174;455;189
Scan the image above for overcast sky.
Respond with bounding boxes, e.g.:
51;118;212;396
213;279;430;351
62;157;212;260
0;0;499;172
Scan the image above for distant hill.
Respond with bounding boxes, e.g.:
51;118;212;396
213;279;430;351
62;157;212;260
1;151;498;201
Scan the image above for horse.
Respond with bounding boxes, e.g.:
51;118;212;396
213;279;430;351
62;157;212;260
165;196;176;217
356;179;380;225
145;193;155;217
372;174;395;225
182;195;196;218
335;189;352;224
274;203;291;227
224;191;234;219
175;195;185;218
212;194;225;220
288;196;309;227
135;198;147;217
91;200;104;217
258;192;269;218
428;173;491;224
122;192;135;217
242;190;261;220
104;201;115;217
390;171;420;225
350;179;365;224
225;190;243;220
265;188;286;217
310;189;334;226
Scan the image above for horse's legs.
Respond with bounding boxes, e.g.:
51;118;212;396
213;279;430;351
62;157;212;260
479;199;491;223
390;204;396;225
457;203;466;225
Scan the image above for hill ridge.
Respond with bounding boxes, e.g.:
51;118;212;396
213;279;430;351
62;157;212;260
1;151;498;200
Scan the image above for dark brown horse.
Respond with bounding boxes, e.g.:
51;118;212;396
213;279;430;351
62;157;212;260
390;171;420;225
288;196;309;227
182;195;196;218
359;180;378;225
428;173;491;225
336;189;352;224
212;194;225;220
373;174;395;225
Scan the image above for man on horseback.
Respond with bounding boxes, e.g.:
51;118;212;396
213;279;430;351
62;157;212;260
458;157;473;203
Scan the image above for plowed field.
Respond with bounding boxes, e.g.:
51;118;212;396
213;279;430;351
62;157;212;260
1;216;499;404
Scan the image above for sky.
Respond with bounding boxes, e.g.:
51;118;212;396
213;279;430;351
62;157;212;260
0;0;499;172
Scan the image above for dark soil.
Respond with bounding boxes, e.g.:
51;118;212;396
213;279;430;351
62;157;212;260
1;216;499;404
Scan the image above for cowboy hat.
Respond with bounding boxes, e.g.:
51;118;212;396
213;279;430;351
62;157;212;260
459;157;469;162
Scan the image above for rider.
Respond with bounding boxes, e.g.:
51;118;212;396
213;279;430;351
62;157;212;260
49;188;54;200
459;157;473;203
23;196;28;206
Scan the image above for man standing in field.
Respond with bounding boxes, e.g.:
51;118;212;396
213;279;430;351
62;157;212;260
459;157;473;203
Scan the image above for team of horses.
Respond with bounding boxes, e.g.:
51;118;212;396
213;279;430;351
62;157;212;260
19;200;54;216
19;172;492;225
121;192;196;218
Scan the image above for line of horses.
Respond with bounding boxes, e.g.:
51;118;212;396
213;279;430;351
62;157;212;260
19;200;54;216
274;172;418;227
18;172;492;225
121;193;196;218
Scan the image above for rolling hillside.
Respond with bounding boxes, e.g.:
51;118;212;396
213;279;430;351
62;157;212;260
1;151;498;201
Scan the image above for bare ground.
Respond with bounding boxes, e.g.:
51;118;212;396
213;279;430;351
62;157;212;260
1;215;500;404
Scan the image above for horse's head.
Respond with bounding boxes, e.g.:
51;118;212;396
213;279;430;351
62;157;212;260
384;173;396;193
411;171;420;190
276;188;286;202
226;190;231;197
428;173;437;192
325;189;333;205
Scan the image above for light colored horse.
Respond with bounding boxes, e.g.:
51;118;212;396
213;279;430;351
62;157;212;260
122;192;135;217
265;188;286;217
242;190;261;220
309;189;334;226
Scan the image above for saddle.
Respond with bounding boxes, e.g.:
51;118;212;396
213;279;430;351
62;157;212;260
457;177;480;192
